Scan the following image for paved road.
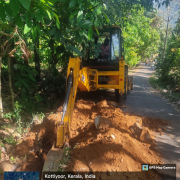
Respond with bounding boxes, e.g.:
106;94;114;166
122;63;180;180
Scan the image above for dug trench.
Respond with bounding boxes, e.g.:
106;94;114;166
0;92;169;179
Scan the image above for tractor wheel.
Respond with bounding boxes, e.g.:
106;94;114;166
124;79;127;100
124;91;127;100
127;79;130;94
115;89;124;106
131;82;133;90
115;89;119;103
119;94;124;106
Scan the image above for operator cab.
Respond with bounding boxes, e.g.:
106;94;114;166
82;25;124;71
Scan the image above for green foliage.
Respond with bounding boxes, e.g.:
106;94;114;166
33;112;45;121
4;112;13;119
89;42;102;58
14;64;37;99
59;147;71;171
69;0;77;8
4;134;17;146
0;0;173;121
39;112;45;120
56;45;65;55
35;92;43;102
13;101;23;134
0;1;5;21
15;16;23;28
156;31;180;90
149;74;180;109
19;0;31;11
9;156;18;164
9;0;20;17
88;26;93;40
3;101;23;135
41;75;66;100
122;7;160;67
24;24;31;34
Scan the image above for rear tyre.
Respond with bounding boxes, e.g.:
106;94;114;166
131;82;133;90
115;89;124;106
124;65;128;100
124;79;127;100
115;89;119;103
124;91;127;100
127;79;130;94
119;94;124;106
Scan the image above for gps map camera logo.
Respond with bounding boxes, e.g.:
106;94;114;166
142;165;148;171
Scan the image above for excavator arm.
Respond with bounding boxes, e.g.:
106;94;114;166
42;57;81;173
56;57;81;147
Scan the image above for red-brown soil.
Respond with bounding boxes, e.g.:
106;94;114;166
9;99;168;179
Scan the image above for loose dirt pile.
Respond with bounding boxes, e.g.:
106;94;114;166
0;116;58;173
67;100;168;179
1;99;168;180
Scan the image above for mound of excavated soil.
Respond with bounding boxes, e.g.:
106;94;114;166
4;115;59;172
67;100;167;179
4;99;168;180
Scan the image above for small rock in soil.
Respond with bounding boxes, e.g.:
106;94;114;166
140;128;151;142
70;160;90;172
97;100;108;109
111;134;115;140
12;132;21;138
129;122;143;139
6;125;16;134
129;123;151;142
107;101;117;107
0;130;10;138
0;161;19;171
94;116;111;130
1;147;6;153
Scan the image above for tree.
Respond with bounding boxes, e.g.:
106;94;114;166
0;0;172;114
122;7;160;66
0;28;17;117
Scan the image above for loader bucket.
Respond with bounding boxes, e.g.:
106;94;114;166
42;146;63;179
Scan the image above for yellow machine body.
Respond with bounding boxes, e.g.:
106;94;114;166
43;25;133;174
56;57;133;147
77;60;125;93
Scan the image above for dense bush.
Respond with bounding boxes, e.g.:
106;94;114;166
41;75;66;100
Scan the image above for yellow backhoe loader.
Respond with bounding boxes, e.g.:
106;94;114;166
42;25;133;176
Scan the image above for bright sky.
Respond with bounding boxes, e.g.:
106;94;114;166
154;0;180;27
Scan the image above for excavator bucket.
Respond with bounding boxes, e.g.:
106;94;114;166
41;145;63;180
42;147;63;172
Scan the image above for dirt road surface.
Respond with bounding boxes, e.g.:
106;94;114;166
122;63;180;180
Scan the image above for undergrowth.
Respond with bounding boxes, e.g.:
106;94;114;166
149;73;180;109
59;147;71;172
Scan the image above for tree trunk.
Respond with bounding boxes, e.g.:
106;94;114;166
11;56;16;93
11;42;15;93
34;37;40;82
8;55;14;110
0;56;3;118
163;17;170;60
50;36;56;76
